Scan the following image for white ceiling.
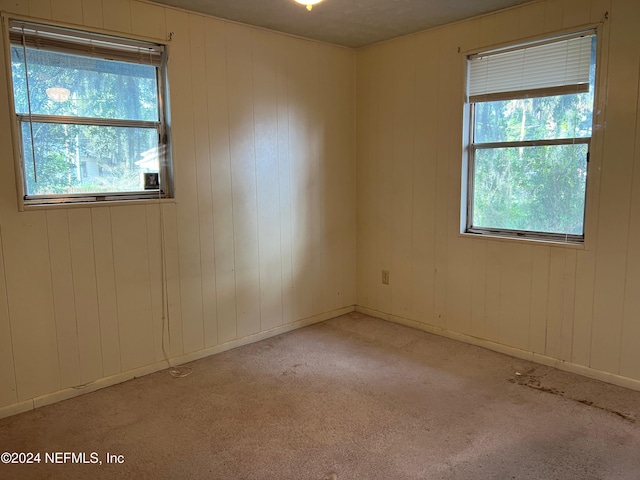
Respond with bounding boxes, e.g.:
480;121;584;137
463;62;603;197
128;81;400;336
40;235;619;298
149;0;534;48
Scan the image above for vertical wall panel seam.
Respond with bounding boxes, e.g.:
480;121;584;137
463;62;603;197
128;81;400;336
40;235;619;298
250;31;263;331
317;43;323;313
311;42;319;314
225;22;238;339
88;211;105;377
568;249;577;361
558;250;567;359
374;60;381;313
353;49;357;303
276;41;285;327
483;243;488;331
0;225;19;401
433;47;439;325
408;56;417;318
44;212;62;391
497;248;502;344
389;52;397;314
90;209;109;374
556;250;567;357
286;45;294;324
170;206;184;353
67;211;85;382
144;205;158;361
107;207;124;371
203;21;220;345
372;58;378;311
444;45;452;327
544;246;551;354
481;242;487;337
127;0;132;32
527;247;534;352
188;16;206;345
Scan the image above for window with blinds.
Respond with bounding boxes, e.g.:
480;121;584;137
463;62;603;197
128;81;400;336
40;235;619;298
5;18;172;206
464;30;597;243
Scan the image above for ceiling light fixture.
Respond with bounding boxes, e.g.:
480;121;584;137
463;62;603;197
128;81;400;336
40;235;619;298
46;86;70;102
294;0;323;12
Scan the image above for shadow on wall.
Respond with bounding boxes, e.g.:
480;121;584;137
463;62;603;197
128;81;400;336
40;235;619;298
205;31;355;345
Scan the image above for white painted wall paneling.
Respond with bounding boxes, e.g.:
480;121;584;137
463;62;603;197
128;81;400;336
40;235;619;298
0;0;356;413
355;0;640;385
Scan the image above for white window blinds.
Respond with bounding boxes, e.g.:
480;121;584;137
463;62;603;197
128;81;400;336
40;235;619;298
468;32;594;102
9;20;164;66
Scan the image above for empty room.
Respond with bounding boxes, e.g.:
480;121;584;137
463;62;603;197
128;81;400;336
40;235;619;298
0;0;639;478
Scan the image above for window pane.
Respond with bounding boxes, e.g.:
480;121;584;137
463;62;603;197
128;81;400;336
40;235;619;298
21;122;160;196
474;92;594;143
472;144;588;235
11;46;158;121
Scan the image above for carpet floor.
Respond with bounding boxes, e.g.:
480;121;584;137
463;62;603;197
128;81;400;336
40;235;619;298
1;313;640;479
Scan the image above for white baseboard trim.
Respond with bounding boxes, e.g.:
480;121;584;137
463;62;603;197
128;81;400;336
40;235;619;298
5;303;637;420
0;305;356;420
356;306;640;393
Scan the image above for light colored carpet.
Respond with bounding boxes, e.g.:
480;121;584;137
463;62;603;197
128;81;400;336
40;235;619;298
1;313;639;479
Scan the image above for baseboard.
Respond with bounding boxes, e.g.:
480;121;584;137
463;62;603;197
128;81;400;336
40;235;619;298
356;306;640;393
0;305;356;420
7;302;636;421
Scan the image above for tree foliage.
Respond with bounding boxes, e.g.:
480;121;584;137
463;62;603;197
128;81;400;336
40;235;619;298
10;45;160;196
472;89;594;236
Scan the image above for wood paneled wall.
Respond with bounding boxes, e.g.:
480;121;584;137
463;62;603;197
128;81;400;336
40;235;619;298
0;0;356;410
2;0;638;415
357;0;640;383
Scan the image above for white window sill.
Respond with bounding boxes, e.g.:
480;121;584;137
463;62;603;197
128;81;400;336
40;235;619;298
21;197;176;211
459;231;586;250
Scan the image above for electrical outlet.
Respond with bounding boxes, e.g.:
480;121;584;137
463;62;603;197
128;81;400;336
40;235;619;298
382;270;390;285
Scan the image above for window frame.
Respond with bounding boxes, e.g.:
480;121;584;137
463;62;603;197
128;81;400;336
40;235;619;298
463;29;599;245
2;14;173;209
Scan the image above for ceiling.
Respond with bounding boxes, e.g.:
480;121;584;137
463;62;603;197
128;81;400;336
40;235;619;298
150;0;534;48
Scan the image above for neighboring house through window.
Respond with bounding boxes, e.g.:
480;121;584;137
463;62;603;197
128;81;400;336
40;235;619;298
4;18;172;207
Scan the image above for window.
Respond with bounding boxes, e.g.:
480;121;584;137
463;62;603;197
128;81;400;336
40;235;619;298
465;31;597;242
5;18;172;206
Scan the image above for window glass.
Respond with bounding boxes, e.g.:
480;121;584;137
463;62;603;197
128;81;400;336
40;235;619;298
21;123;159;196
7;19;170;205
11;47;159;122
474;93;594;143
473;144;588;235
466;31;597;241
